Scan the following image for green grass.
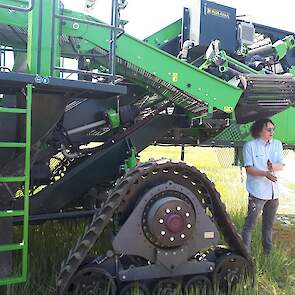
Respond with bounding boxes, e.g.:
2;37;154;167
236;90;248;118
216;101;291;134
1;146;295;294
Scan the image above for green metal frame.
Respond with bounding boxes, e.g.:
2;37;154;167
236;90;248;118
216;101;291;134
0;84;32;286
144;19;182;47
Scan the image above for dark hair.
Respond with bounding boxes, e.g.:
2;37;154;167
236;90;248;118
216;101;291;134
250;118;275;138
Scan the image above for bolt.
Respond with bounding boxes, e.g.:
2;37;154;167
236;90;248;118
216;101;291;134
166;208;171;213
209;265;214;271
72;22;80;30
176;206;181;211
170;237;175;242
180;234;185;239
159;218;164;224
187;224;192;229
122;275;126;280
186;212;190;217
161;231;166;236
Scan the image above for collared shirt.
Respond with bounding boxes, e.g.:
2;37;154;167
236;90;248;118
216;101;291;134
243;138;285;200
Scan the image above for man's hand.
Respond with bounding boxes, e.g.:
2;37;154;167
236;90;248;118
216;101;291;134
245;166;277;182
267;159;273;172
264;171;277;182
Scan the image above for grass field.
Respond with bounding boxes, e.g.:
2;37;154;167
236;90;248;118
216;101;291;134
1;146;295;295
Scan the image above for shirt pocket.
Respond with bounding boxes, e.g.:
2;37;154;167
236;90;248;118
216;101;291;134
255;153;265;158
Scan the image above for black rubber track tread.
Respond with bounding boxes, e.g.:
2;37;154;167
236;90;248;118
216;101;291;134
56;159;254;294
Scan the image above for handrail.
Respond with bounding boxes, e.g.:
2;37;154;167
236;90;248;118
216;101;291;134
0;0;34;12
51;0;122;82
55;14;124;32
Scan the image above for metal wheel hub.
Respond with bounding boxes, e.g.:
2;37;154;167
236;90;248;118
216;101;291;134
184;275;212;295
142;193;196;248
65;265;116;295
212;253;250;294
119;282;149;295
152;278;181;295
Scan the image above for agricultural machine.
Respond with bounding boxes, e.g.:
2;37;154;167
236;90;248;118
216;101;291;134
0;0;294;293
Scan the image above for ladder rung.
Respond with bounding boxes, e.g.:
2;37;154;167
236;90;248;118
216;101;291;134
0;176;25;183
0;107;27;114
0;243;23;252
0;142;26;148
0;276;26;286
0;210;24;218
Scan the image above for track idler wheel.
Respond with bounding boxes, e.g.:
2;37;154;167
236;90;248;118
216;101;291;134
119;282;149;295
184;275;212;295
212;253;251;294
152;278;182;295
64;265;116;295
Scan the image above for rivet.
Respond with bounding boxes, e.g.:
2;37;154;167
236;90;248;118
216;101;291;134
187;224;192;229
176;206;181;211
72;22;80;30
186;212;190;217
159;219;164;224
166;209;171;213
170;237;175;242
161;231;166;236
180;234;185;239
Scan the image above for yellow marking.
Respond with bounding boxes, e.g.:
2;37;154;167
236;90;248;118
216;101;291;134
224;106;234;113
172;72;178;82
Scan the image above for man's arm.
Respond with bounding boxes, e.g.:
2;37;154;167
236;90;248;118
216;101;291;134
245;166;277;182
243;142;277;182
270;163;285;171
268;141;285;172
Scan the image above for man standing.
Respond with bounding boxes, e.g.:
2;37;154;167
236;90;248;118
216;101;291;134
242;118;285;255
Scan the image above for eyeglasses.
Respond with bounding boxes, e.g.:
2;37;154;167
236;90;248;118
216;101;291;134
266;127;275;133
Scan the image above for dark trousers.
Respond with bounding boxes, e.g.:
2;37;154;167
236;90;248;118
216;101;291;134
241;194;279;254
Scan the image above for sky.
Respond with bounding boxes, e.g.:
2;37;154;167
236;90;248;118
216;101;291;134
62;0;294;39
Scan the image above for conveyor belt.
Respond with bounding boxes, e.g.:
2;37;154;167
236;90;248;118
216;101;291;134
236;74;295;123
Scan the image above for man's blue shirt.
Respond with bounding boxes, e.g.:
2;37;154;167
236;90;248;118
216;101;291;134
243;138;284;200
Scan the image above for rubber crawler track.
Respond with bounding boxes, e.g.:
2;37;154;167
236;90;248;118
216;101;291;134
56;159;254;294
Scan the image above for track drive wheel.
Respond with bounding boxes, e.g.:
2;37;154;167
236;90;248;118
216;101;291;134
63;264;116;295
184;275;212;295
212;253;251;294
119;282;150;295
152;278;182;295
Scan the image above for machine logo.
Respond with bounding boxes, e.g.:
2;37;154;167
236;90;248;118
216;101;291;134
206;7;230;19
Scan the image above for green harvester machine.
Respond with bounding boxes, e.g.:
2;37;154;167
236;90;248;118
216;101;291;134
0;0;294;293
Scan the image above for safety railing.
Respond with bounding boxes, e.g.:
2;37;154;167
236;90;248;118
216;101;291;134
51;0;123;83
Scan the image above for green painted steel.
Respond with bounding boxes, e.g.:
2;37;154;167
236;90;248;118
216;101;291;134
0;0;28;28
273;35;295;60
123;147;137;171
0;142;26;148
144;19;182;47
107;109;120;129
0;176;25;182
27;0;60;76
21;84;32;285
63;15;243;111
0;84;32;286
0;210;24;217
0;243;24;252
0;107;26;114
0;1;243;110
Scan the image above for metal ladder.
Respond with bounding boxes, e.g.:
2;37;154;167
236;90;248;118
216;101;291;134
0;84;32;285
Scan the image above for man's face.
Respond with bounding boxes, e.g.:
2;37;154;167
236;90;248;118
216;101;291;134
260;122;275;141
